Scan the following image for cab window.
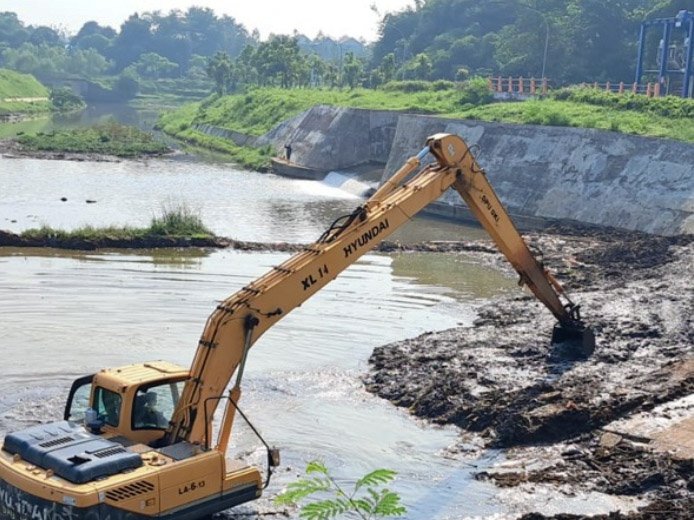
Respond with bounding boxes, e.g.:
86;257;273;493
94;387;122;427
132;380;185;430
64;374;94;423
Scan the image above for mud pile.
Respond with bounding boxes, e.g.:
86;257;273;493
365;227;694;518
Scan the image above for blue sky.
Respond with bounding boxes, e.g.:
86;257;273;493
3;0;414;41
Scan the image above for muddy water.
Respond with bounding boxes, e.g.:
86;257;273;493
0;155;484;245
0;247;515;519
0;150;519;517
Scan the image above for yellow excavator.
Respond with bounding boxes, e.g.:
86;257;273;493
0;134;594;520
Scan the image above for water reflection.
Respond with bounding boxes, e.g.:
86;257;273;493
0;248;513;518
391;252;517;299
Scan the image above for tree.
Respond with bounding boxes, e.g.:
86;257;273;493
413;53;432;80
0;12;29;47
67;48;112;76
110;14;153;70
131;52;178;78
308;53;327;87
115;70;139;98
206;51;233;94
253;35;304;88
379;53;396;84
49;87;84;111
28;26;62;47
342;51;363;89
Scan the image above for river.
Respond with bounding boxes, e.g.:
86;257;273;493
0;108;520;519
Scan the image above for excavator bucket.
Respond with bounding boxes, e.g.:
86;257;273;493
551;324;595;359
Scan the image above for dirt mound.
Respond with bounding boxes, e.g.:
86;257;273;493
365;229;694;518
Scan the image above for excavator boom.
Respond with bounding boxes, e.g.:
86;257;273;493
166;134;594;448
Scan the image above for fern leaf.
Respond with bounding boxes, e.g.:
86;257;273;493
355;469;397;490
352;497;375;514
275;477;331;505
373;490;407;517
300;499;348;520
306;460;329;475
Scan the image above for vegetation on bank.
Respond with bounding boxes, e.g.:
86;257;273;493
0;68;47;98
16;123;171;158
20;204;214;241
0;68;50;115
155;80;492;169
157;84;694;170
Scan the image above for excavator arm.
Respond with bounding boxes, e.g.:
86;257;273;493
165;134;594;449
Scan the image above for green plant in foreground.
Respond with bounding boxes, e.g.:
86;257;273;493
276;461;406;520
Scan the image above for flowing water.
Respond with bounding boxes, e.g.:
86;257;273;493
0;109;521;518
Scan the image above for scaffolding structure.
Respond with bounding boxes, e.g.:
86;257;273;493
636;10;694;98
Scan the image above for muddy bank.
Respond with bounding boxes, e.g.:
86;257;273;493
365;227;694;518
0;229;309;251
0;138;172;162
0;227;505;253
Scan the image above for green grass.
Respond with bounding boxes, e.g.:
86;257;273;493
0;99;51;116
458;99;694;140
157;85;694;169
156;102;273;169
0;69;51;116
172;88;464;136
21;204;214;241
0;69;48;99
16;123;171;157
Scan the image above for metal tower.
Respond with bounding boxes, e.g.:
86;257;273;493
636;10;694;98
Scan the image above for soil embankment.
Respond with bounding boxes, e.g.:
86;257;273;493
0;230;304;251
0;138;125;162
366;228;694;518
0;228;504;253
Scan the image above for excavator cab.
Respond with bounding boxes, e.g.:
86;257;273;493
63;361;190;446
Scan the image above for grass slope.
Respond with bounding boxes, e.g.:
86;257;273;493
158;86;694;169
0;69;50;116
0;69;48;99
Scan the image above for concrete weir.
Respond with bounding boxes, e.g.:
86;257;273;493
196;106;694;236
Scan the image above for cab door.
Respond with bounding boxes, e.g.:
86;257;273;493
63;374;94;422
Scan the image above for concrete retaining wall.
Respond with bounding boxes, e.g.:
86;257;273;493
383;116;694;235
194;108;694;235
196;106;399;173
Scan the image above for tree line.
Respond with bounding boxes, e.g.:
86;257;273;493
0;9;365;89
0;0;689;94
371;0;689;85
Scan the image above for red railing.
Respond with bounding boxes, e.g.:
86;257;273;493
582;81;662;97
489;76;667;98
489;76;549;95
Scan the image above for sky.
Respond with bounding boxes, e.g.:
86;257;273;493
2;0;415;41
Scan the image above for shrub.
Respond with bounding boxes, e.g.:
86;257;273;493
148;203;212;236
276;461;406;519
431;79;455;91
551;87;694;119
49;87;85;112
459;76;493;106
382;80;432;92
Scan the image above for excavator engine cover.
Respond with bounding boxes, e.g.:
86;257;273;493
3;421;142;484
551;324;596;359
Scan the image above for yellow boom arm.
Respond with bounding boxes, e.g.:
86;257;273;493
165;134;592;449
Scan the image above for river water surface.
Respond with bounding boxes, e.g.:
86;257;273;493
0;112;521;518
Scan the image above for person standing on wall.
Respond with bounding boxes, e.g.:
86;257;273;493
284;143;292;163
